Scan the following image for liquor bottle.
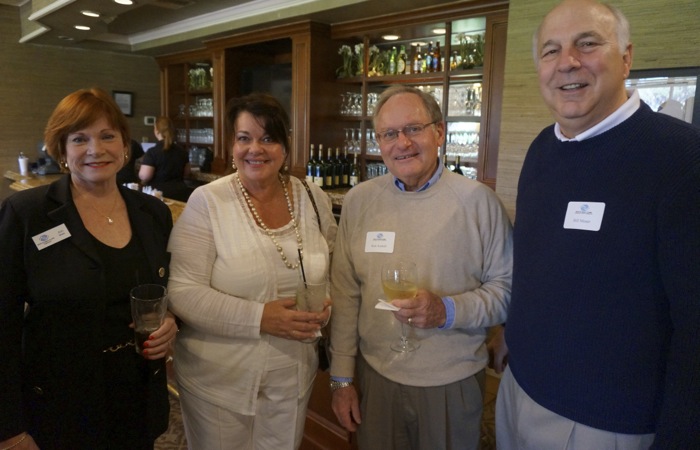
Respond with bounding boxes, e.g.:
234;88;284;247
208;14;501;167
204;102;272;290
412;45;423;74
342;147;350;187
425;42;434;73
306;144;316;184
314;144;325;188
433;41;441;72
442;153;449;169
452;155;462;175
333;147;342;188
397;45;407;75
388;46;397;75
349;152;360;187
323;145;334;189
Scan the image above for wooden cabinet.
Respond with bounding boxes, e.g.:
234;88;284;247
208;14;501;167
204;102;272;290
158;51;215;171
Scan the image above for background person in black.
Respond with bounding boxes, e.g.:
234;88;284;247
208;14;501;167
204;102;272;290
139;116;191;201
116;139;145;185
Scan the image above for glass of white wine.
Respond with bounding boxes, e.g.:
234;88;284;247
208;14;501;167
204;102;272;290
382;261;420;352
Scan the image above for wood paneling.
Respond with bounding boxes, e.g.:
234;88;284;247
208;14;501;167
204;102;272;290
495;0;700;219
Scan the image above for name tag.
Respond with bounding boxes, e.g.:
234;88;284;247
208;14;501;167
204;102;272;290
32;224;72;250
365;231;395;253
563;202;605;231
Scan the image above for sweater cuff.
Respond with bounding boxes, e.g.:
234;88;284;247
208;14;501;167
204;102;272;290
439;296;456;329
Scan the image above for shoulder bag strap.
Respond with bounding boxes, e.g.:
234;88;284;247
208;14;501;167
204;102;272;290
300;179;322;230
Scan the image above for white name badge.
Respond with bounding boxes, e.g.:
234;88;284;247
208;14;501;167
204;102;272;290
563;202;605;231
32;224;72;250
365;231;395;253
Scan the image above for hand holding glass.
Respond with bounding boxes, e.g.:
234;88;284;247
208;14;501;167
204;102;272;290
296;277;328;343
382;262;419;352
130;284;168;354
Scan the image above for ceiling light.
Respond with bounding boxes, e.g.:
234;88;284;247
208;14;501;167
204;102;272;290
411;41;427;47
114;0;134;5
74;25;91;31
433;28;446;35
382;35;400;41
81;10;101;18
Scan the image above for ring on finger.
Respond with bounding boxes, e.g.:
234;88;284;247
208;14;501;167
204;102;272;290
408;317;413;326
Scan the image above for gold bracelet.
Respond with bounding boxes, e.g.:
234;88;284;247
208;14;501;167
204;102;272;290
1;433;27;450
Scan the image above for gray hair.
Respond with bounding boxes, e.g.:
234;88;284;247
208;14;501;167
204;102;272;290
532;1;631;66
372;85;443;129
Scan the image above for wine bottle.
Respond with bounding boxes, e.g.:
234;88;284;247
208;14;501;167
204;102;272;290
314;144;325;188
306;144;315;184
342;147;351;187
349;153;360;187
333;147;342;188
324;145;334;189
452;155;462;175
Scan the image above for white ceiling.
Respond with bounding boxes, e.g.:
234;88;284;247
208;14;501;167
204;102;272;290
5;0;466;56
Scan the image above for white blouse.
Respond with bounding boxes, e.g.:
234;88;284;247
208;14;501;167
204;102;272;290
167;175;336;415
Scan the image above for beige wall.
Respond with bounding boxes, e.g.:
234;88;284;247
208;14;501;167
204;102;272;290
496;0;700;218
0;5;160;170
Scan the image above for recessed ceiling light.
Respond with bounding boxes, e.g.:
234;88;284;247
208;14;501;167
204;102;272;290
114;0;134;5
411;41;427;47
382;35;400;41
81;10;101;18
433;28;446;35
74;25;91;31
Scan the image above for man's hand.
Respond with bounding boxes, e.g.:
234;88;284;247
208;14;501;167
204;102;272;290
391;289;446;328
331;385;362;432
487;325;509;373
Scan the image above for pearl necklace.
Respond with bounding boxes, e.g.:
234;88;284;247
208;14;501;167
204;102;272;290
235;173;303;270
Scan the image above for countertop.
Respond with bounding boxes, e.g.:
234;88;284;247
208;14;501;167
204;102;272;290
3;169;347;219
3;170;186;222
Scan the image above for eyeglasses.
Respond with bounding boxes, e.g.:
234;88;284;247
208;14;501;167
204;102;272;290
375;121;438;144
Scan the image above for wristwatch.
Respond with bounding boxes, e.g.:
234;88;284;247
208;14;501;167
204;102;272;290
329;380;353;392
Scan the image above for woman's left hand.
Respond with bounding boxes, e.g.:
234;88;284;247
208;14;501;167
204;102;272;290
141;312;178;360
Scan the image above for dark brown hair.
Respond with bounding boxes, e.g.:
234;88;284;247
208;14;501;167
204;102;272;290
225;93;291;174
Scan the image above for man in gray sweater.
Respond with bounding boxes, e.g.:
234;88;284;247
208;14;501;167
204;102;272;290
329;85;513;449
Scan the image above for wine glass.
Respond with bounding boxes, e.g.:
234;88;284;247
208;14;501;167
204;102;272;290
381;261;420;352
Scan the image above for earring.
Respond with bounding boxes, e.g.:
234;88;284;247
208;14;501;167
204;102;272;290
232;160;237;171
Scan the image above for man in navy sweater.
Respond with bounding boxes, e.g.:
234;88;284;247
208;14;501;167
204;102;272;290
494;0;700;448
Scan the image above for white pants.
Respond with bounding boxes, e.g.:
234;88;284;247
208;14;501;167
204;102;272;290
179;365;313;450
496;366;655;450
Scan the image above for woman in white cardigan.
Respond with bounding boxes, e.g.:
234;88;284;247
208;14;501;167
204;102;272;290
167;93;337;449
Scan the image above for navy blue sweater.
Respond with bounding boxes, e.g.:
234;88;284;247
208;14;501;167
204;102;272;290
506;102;700;447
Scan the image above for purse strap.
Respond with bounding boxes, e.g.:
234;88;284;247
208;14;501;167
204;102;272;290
300;179;322;230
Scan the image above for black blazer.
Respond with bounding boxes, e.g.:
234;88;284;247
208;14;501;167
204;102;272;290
0;175;173;447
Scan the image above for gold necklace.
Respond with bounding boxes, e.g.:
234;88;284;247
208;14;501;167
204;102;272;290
235;173;303;270
74;187;120;225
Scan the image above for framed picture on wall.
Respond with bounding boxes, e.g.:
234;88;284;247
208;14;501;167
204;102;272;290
113;91;134;117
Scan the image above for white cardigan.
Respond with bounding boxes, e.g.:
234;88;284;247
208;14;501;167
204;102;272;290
167;175;336;415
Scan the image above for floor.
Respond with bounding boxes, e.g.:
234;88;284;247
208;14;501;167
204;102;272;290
154;394;188;450
154;372;499;450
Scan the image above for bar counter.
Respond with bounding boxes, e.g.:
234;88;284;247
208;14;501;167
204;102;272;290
3;170;347;221
3;170;186;222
